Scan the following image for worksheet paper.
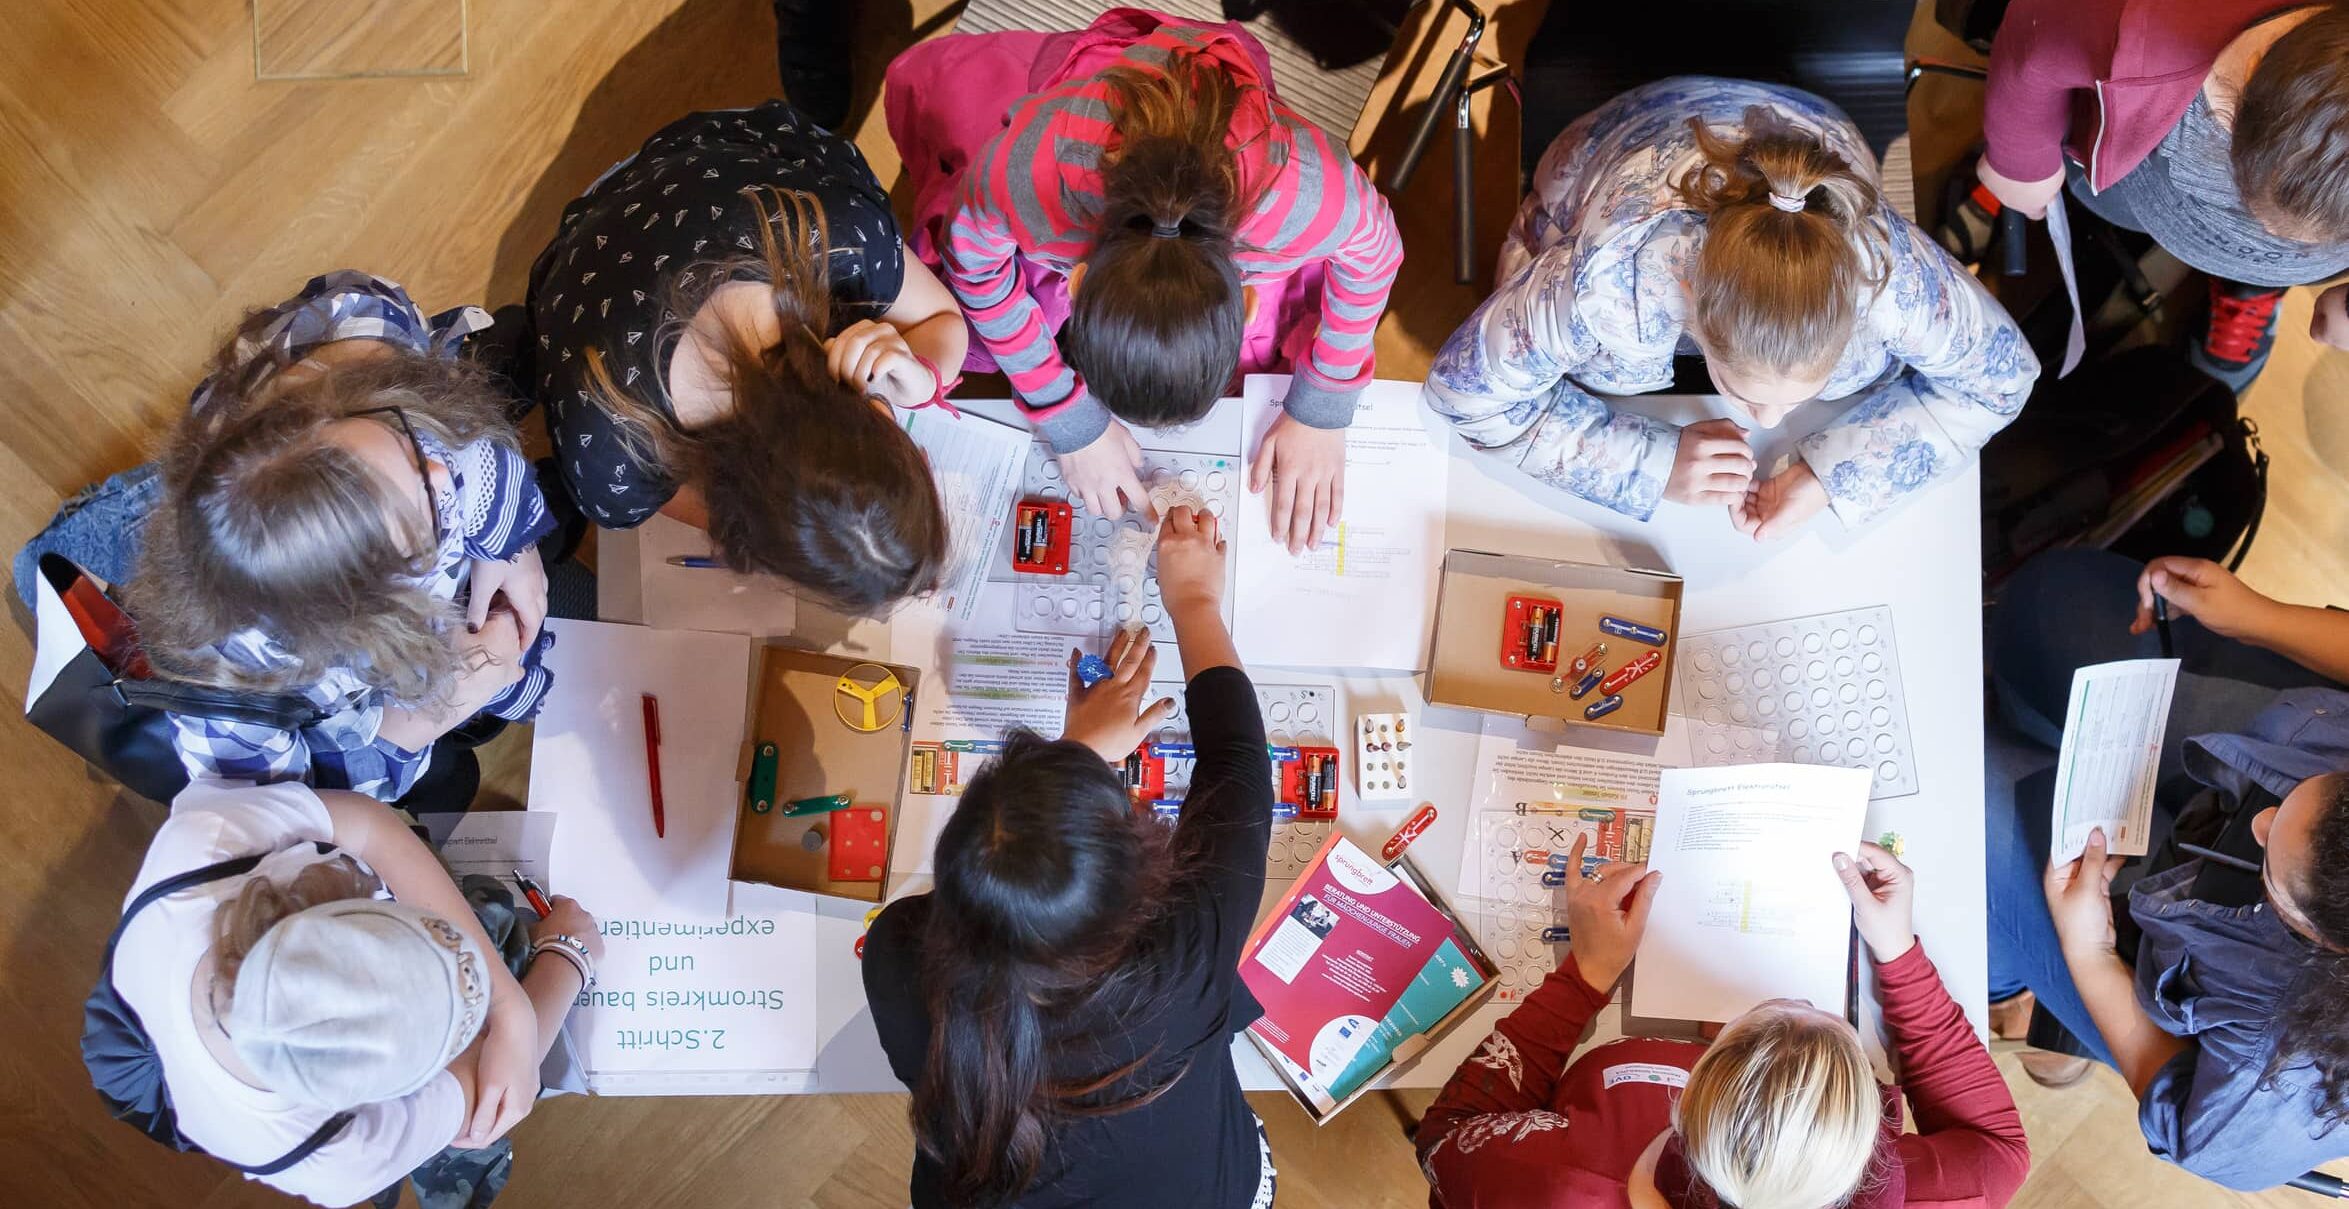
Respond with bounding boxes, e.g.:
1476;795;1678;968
2049;658;2179;863
1631;764;1870;1023
1456;717;1667;893
527;620;824;1091
1232;375;1450;671
636;512;800;637
901;408;1028;623
415;811;558;898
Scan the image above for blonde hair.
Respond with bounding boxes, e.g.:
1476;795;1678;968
1674;110;1890;383
1674;1003;1881;1209
210;857;383;1008
582;186;945;613
132;344;521;705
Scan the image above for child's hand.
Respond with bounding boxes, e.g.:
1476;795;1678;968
1664;419;1756;506
825;320;936;408
1248;413;1345;555
1731;462;1829;541
469;546;546;649
1155;506;1227;617
1975;159;2062;221
1056;423;1150;520
2130;556;2273;641
1833;842;1916;962
1060;627;1176;762
528;894;605;963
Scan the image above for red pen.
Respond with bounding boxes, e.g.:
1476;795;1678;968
512;868;554;918
641;693;666;838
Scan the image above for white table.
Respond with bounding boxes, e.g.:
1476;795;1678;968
595;386;1987;1095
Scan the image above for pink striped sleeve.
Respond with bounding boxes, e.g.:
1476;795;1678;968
1275;129;1401;426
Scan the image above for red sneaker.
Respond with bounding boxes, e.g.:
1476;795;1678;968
2193;280;2286;390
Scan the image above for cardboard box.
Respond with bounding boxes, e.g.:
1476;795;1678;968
729;645;919;903
1246;850;1500;1124
1427;549;1684;737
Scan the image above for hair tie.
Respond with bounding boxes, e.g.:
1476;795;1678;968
1766;190;1809;214
1150;221;1183;239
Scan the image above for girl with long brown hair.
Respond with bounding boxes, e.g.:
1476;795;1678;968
885;8;1403;554
530;101;958;613
1428;77;2038;541
127;272;560;805
863;507;1277;1209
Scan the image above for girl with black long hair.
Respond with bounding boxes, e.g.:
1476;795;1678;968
862;506;1276;1209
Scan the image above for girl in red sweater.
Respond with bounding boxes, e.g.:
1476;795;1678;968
1418;839;2029;1209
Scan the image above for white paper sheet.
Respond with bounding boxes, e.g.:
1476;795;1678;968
1232;376;1451;671
2049;658;2179;862
901;408;1029;623
528;620;753;921
1630;764;1870;1022
416;811;558;898
637;513;799;637
1456;717;1666;892
2045;194;2088;378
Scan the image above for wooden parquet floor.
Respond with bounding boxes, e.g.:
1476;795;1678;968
0;1;2343;1206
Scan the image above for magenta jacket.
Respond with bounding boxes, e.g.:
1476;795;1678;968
1982;0;2303;192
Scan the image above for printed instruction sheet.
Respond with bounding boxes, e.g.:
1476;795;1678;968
1631;763;1870;1023
1232;376;1450;671
901;408;1028;623
2049;658;2179;862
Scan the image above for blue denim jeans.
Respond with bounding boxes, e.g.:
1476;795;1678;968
13;463;162;609
1984;548;2336;1060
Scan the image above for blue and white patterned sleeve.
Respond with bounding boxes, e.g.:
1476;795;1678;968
308;727;432;801
1423;251;1680;521
1796;213;2039;525
457;440;555;563
169;712;311;786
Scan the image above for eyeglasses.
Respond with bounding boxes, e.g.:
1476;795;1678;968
348;406;445;556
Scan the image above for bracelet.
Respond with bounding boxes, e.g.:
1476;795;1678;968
908;353;962;417
530;934;597;989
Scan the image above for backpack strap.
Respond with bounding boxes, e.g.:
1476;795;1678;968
104;844;356;1174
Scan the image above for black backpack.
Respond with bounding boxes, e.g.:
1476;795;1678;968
83;850;352;1173
1982;345;2269;586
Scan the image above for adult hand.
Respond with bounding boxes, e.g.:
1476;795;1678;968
2130;555;2275;641
448;608;528;720
1562;834;1662;991
1731;461;1830;541
1663;419;1756;506
1155;505;1227;617
468;546;547;650
1061;625;1176;762
458;989;541;1147
528;894;605;964
1975;160;2063;222
1056;422;1149;520
1248;414;1346;555
826;320;937;408
2045;828;2126;960
1833;842;1917;962
2311;284;2349;352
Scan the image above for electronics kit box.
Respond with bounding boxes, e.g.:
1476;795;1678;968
728;645;920;904
1425;549;1684;738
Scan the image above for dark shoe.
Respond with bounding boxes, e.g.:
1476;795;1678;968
2190;279;2285;392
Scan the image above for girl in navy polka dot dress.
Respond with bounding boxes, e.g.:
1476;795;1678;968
529;101;967;612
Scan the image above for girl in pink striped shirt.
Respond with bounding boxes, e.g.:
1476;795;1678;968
886;8;1402;553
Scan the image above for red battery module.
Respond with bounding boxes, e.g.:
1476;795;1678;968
1501;594;1565;673
1011;498;1073;575
1276;747;1342;819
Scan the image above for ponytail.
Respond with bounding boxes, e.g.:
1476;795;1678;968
1674;109;1889;382
910;730;1190;1207
583;186;945;613
1063;52;1254;427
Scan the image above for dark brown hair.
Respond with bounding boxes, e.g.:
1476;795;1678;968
1675;109;1890;381
133;328;519;703
1063;52;1254;427
910;729;1192;1207
2265;773;2349;1120
2232;3;2349;243
587;187;946;613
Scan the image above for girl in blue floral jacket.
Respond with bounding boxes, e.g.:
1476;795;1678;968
1427;77;2039;537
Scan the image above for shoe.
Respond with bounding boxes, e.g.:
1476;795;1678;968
2190;279;2286;392
1989;990;2036;1041
2018;1049;2094;1089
